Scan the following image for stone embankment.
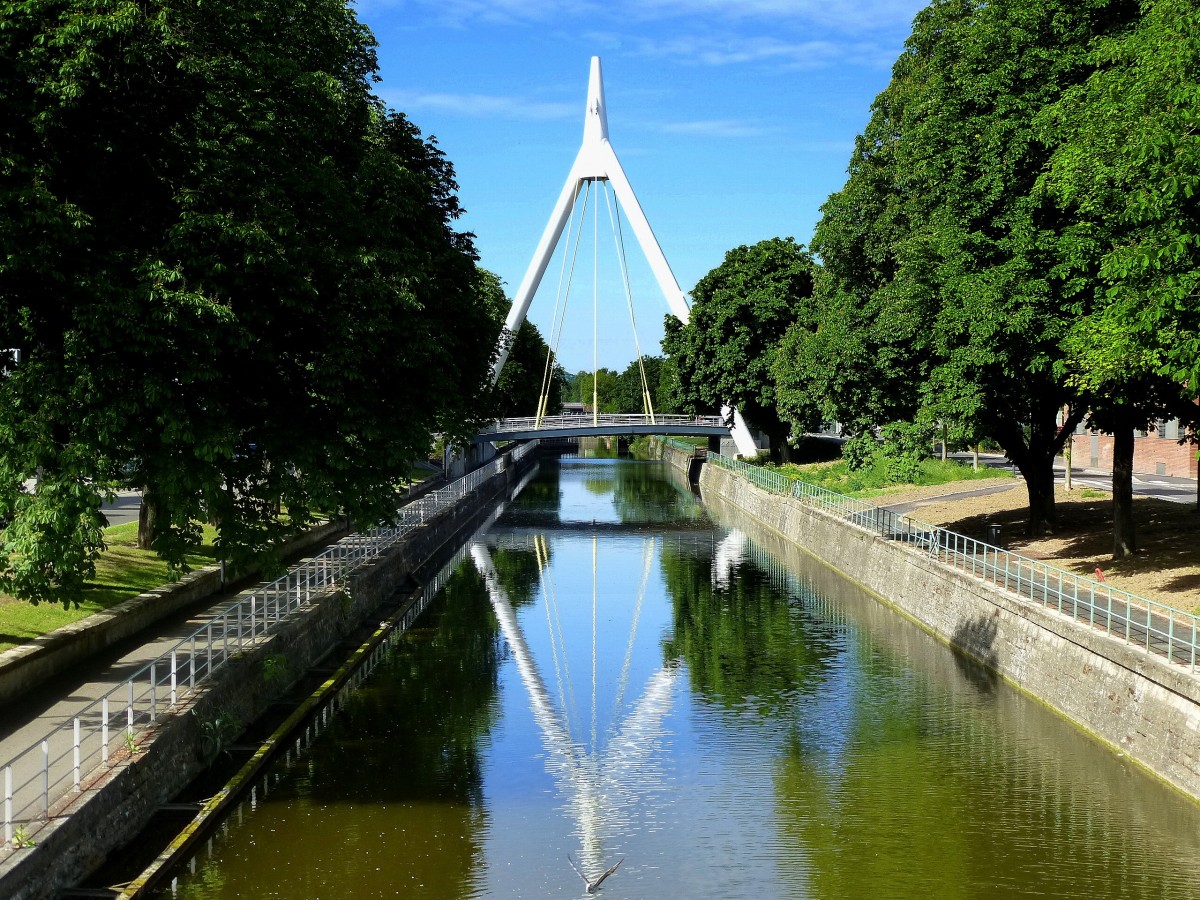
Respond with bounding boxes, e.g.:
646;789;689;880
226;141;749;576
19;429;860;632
659;441;1200;802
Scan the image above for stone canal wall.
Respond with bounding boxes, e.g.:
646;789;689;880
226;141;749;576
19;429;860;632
698;461;1200;803
658;439;697;480
0;453;536;900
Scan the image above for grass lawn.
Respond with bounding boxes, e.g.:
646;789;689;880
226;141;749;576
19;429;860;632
766;455;1012;497
0;522;217;654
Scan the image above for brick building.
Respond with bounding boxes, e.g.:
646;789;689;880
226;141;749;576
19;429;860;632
1071;418;1198;478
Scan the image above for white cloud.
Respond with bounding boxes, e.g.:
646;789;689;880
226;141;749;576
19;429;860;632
382;90;578;121
628;34;848;68
630;0;923;34
658;119;770;138
355;0;603;26
633;33;903;73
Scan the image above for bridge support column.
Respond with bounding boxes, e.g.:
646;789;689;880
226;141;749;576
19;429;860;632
707;435;722;455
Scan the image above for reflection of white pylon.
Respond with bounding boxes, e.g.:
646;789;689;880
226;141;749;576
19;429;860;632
711;527;748;591
469;540;679;874
491;56;758;457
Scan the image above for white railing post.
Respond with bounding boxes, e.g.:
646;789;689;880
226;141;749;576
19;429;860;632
102;697;110;762
171;651;178;707
73;717;80;791
41;740;49;817
5;766;11;845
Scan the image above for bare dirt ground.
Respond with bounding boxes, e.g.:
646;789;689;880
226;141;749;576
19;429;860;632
869;478;1200;615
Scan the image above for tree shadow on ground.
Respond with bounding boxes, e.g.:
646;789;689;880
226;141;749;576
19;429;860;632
941;493;1200;610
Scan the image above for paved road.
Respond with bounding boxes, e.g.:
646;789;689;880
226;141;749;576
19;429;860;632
19;483;142;528
950;453;1197;506
101;490;142;528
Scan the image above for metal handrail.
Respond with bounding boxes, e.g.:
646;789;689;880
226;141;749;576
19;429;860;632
0;441;537;845
483;414;726;434
706;451;1199;673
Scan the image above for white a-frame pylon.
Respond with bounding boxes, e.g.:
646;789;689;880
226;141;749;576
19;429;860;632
492;56;758;457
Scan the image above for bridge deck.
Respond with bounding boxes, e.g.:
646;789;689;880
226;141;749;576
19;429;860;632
474;414;729;443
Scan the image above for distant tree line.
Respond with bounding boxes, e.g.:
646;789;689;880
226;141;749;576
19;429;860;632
663;0;1200;557
0;0;543;603
566;357;680;416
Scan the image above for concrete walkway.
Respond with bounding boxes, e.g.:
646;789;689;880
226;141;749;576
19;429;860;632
0;565;302;844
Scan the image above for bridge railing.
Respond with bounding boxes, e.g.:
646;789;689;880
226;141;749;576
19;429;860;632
706;451;1200;673
482;414;726;434
0;440;538;847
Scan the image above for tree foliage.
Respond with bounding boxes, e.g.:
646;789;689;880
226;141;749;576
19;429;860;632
476;270;565;419
570;368;622;413
663;237;817;460
611;355;676;414
785;0;1141;533
0;0;497;602
1044;0;1200;393
1040;0;1200;552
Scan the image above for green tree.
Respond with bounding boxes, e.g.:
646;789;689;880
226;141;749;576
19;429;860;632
0;0;496;603
653;355;682;415
476;270;565;419
1042;0;1200;551
612;355;673;414
573;368;622;413
663;237;817;461
796;0;1139;533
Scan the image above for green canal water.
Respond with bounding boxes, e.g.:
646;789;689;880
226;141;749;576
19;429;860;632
155;457;1200;899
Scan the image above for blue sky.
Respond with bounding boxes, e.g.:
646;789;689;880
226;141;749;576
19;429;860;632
355;0;927;376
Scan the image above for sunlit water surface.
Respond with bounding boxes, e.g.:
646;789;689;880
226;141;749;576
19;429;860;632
157;457;1200;899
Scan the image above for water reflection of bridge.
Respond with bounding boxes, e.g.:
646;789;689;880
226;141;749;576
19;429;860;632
470;535;679;879
484;520;710;536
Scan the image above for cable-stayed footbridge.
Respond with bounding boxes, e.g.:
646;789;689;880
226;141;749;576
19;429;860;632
475;412;729;443
479;57;759;456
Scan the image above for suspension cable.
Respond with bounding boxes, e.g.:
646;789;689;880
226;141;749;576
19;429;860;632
607;536;654;738
536;180;585;424
603;183;655;421
540;181;594;423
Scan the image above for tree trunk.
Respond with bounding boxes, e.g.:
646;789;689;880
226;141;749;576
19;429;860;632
1022;462;1056;536
1111;420;1137;559
769;430;792;464
998;404;1085;536
137;490;163;551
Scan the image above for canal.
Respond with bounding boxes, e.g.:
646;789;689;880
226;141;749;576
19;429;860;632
154;456;1200;899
